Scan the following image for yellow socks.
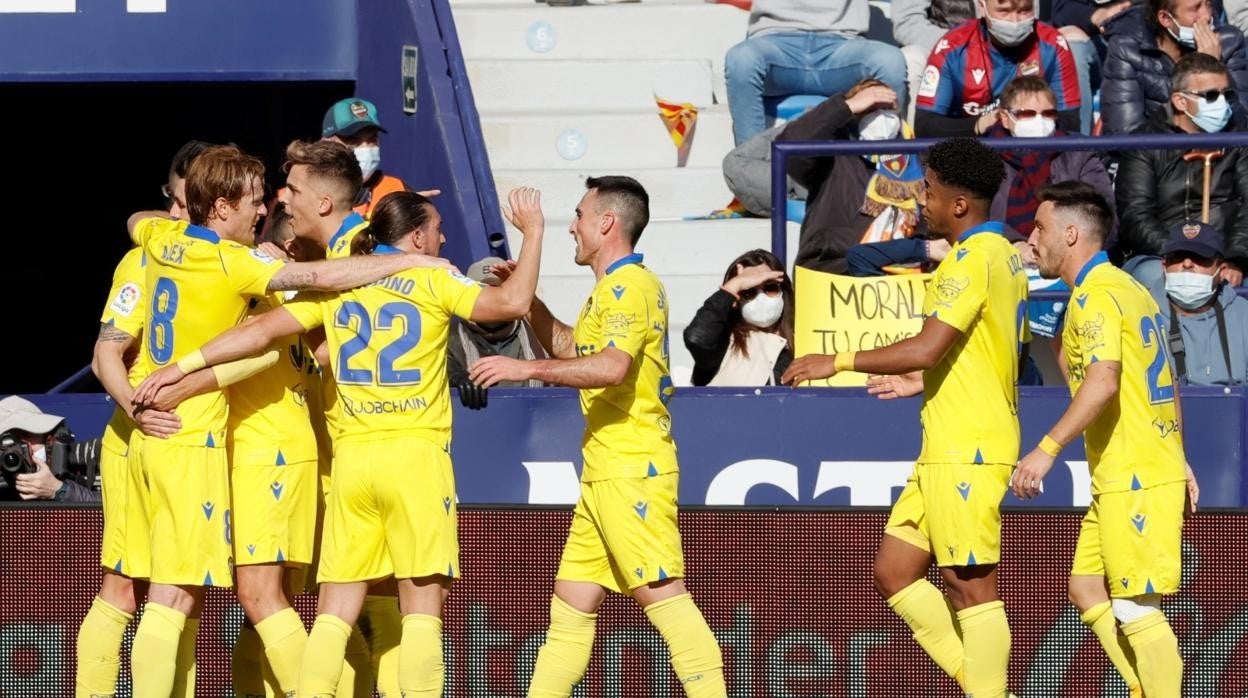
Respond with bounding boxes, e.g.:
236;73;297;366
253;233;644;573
956;600;1011;698
1081;602;1141;694
361;595;402;698
336;626;374;697
172;617;199;698
527;596;598;698
643;593;726;698
232;624;274;698
257;608;309;695
887;579;966;686
75;596;132;698
298;614;352;697
1122;612;1183;697
398;614;444;697
130;602;186;698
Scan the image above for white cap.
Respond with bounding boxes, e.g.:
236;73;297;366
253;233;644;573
0;396;64;436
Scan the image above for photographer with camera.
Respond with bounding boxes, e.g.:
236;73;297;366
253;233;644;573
0;396;100;503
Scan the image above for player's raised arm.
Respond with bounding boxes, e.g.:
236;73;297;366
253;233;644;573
468;187;545;322
265;249;455;293
126;211;174;244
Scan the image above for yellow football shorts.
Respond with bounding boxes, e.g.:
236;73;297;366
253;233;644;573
317;436;458;584
1071;481;1184;598
885;462;1012;568
119;430;152;580
231;455;317;567
556;473;686;594
137;438;234;587
98;442;131;575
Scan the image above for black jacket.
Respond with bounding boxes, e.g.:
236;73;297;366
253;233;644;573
1101;6;1248;135
683;289;792;387
779;96;928;273
1115;107;1248;267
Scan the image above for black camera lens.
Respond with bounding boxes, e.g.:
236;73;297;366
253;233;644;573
1;450;22;473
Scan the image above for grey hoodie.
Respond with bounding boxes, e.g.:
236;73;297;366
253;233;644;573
1148;282;1248;387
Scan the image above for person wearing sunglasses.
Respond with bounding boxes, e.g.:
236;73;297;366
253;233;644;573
1100;0;1248;135
684;249;795;386
1117;52;1248;291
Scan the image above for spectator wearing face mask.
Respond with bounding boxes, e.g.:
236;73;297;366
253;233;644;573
448;256;551;407
779;80;931;274
684;249;795;386
1117;52;1248;288
1144;220;1248;386
320;97;410;218
1100;0;1248;135
914;0;1082;137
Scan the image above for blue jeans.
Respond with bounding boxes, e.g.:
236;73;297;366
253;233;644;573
725;32;908;146
1070;37;1100;135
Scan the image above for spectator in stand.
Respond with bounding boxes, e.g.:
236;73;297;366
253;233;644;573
780;80;931;274
1100;0;1248;134
1145;221;1248;386
1052;0;1137;133
724;0;908;146
448;256;551;408
321;97;412;218
1116;53;1248;287
684;249;794;386
914;0;1082;137
891;0;977;120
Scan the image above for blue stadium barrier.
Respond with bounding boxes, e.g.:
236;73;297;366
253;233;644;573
770;132;1248;263
22;387;1248;508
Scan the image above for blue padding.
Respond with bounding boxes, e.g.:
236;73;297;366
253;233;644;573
764;94;825;122
785;198;807;224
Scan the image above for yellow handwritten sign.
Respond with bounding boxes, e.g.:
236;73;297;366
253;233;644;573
794;267;931;386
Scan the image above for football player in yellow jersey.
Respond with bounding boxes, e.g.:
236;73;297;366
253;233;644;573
124;145;455;698
76;141;204;698
134;187;547;697
784;138;1028;697
470;176;727;698
1017;183;1201;697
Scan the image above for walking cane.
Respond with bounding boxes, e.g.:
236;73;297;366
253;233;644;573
1182;149;1225;222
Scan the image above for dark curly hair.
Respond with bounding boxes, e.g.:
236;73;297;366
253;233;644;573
923;137;1005;202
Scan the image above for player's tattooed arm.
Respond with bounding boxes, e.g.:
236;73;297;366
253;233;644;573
266;253;456;294
98;323;136;344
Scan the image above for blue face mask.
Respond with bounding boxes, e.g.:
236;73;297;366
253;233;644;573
1164;12;1198;47
1188;94;1232;133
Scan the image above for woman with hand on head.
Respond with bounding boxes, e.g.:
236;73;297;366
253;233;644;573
683;249;795;386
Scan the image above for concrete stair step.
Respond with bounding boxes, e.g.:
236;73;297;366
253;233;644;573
493;166;735;220
480;107;733;169
468;58;715;112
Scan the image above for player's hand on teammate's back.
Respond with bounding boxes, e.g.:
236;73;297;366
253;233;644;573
410;254;459;274
1011;448;1054;500
457;381;489;410
780;354;837;386
866;372;923;400
469;355;533;388
133;405;181;439
502;187;545;236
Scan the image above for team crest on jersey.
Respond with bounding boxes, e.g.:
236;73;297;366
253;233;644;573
933;276;969;308
110;282;142;317
1019;60;1041;76
1072;313;1106;351
250;248;279;264
918;65;940;98
604;311;635;336
1183;223;1202;239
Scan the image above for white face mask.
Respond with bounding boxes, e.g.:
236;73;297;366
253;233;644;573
1011;114;1056;138
741;293;784;328
354;145;381;181
858;110;902;142
985;13;1035;46
1165;270;1217;309
31;444;46;465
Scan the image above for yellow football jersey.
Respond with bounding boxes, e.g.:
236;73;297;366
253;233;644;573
326;212;368;260
226;293;319;466
283;255;483;446
99;247;147;455
573;254;678;481
919;223;1029;466
132;218;286;446
1063;252;1187;493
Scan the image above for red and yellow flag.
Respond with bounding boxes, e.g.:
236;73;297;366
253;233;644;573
656;96;698;149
